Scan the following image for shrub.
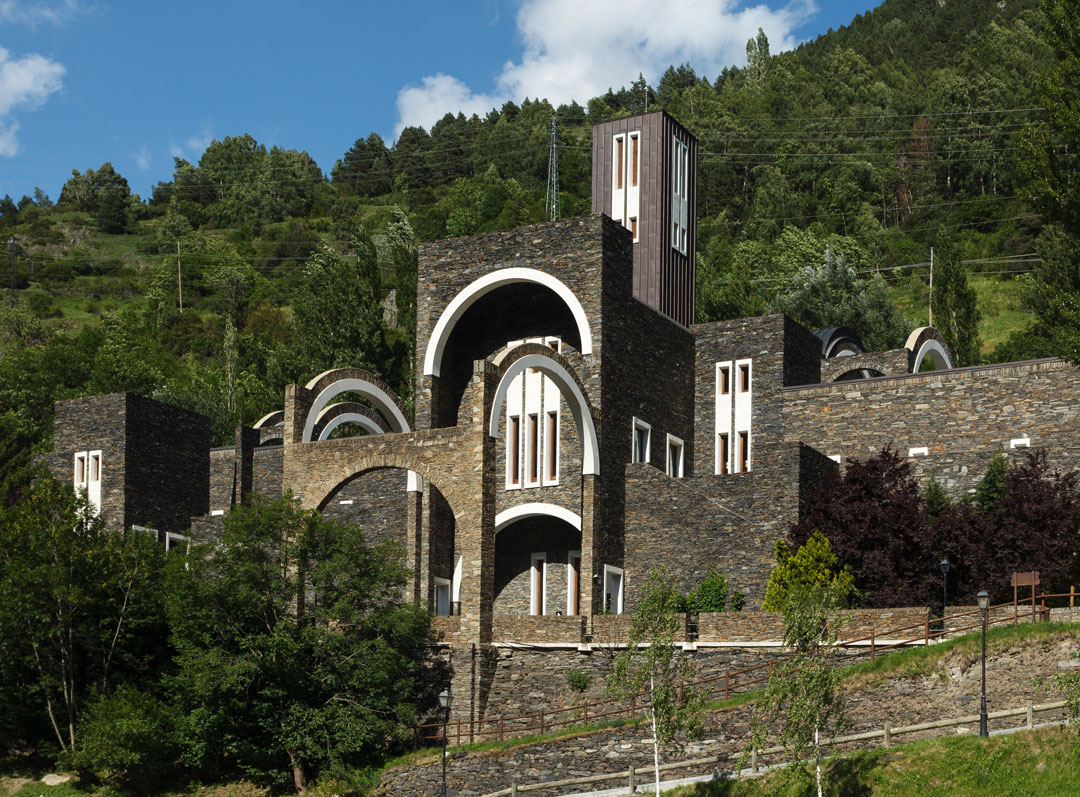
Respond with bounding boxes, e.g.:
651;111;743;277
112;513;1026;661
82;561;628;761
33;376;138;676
566;669;590;693
685;570;745;613
73;686;179;794
763;531;856;612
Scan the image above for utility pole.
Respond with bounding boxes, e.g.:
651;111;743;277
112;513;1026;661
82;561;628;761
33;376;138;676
928;246;934;327
177;240;184;313
545;116;560;222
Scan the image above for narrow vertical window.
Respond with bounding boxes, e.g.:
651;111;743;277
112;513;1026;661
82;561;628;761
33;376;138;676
74;452;86;486
630;217;638;239
632;418;651;464
568;552;581;616
616;136;624;190
631;134;639;187
718;433;729;475
89;453;100;483
531;553;547;615
719;366;730;395
528;413;539;483
740;363;751;393
510;416;521;485
739;431;749;473
672;137;689;254
547;411;558;480
666;435;684;478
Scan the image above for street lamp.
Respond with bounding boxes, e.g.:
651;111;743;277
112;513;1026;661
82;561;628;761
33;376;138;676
977;590;990;737
439;688;453;796
940;558;950;630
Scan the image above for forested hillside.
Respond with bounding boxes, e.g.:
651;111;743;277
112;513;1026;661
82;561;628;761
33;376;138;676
1;0;1073;497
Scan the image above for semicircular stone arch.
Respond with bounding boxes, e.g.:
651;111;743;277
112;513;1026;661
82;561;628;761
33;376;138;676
423;268;594;379
494;502;582;534
488;343;600;476
905;327;954;372
313;401;391;441
301;368;412;443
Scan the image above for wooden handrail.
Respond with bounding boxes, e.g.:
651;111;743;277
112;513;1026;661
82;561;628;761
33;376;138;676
417;591;1073;744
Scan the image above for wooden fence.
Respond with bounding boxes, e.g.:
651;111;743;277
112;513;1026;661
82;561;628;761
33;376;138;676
418;590;1077;746
482;699;1069;795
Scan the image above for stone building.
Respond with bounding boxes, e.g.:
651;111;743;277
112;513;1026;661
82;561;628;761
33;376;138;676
47;110;1080;728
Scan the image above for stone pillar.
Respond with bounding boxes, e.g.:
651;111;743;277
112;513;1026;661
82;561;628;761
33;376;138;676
283;383;314;446
454;362;496;646
234;425;259;506
580;473;601;621
405;486;423;603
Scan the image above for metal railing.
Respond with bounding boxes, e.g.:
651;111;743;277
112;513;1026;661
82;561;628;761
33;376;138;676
417;589;1076;747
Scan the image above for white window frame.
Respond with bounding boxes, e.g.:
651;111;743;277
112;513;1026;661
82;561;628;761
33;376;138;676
164;531;188;552
74;451;87;488
530;553;548;616
733;358;752;473
74;449;102;514
672;137;689;254
567;550;581;617
603;564;624;615
632;417;651;465
434;577;452;617
666;434;684;478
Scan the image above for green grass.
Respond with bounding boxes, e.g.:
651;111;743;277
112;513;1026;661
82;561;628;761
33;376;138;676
887;273;1033;357
670;726;1080;796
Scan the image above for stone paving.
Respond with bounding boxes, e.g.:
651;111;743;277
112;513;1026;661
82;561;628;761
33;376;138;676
379;631;1079;796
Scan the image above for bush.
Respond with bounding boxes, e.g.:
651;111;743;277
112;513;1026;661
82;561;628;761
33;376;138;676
684;570;745;613
73;686;179;794
566;669;590;693
763;531;856;612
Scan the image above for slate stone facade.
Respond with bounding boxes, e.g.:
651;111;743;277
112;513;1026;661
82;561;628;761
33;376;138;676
45;110;1080;731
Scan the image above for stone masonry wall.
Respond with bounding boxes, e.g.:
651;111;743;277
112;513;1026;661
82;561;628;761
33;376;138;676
122;393;210;533
50;393;129;531
493;515;582;616
252;445;283;498
320;468;409;549
783;357;1080;493
820;348;910;382
208;448;235;513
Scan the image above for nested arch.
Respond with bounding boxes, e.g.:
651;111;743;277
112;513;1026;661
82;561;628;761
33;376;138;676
488;344;599;476
905;327;954;372
423;268;594;378
495;503;582;534
313;402;390;441
301;368;411;442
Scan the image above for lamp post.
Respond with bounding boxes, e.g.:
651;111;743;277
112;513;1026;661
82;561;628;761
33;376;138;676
977;590;989;737
439;687;453;796
940;558;950;630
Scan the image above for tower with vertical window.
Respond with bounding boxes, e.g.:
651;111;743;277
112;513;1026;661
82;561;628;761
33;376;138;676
591;110;697;327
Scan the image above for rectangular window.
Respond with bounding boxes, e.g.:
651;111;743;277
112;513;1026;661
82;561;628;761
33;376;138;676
567;552;581;616
739;431;749;473
719;366;730;395
672;138;689;254
164;531;188;552
739;363;751;393
531;553;547;615
74;452;86;486
616;136;624;190
528;413;539;483
509;415;521;486
630;217;637;240
631;134;639;187
89;453;100;483
547;411;558;481
604;565;624;615
434;578;451;617
632;418;651;464
718;433;729;475
666;435;684;478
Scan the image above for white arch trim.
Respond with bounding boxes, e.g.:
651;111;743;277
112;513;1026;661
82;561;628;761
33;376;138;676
315;410;386;441
422;268;593;377
301;376;420;492
494;503;583;534
302;378;410;442
912;340;952;372
253;410;283;429
488;353;600;476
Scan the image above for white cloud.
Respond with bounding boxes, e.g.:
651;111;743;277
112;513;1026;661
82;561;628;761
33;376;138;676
0;0;89;26
395;0;814;136
0;46;64;156
169;124;214;161
132;144;150;171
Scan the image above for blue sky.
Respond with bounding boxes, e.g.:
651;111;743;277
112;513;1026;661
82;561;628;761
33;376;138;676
1;0;878;202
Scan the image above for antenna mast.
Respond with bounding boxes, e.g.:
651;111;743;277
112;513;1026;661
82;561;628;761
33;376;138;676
545;116;560;221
